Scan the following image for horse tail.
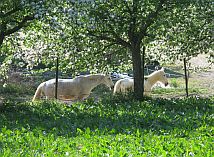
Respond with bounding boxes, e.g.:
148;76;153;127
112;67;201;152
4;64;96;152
32;82;45;101
113;80;122;94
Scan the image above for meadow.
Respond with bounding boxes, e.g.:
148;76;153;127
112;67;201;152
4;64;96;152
0;83;213;156
0;67;213;156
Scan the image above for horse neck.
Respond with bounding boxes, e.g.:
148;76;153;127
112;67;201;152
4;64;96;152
87;75;103;88
147;72;160;86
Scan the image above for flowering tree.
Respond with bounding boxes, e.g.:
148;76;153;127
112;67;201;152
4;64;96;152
147;0;213;63
0;0;37;81
0;0;67;74
60;0;172;99
149;0;213;97
1;0;212;99
63;0;212;99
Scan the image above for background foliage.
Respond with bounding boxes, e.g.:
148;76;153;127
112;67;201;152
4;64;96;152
0;0;213;98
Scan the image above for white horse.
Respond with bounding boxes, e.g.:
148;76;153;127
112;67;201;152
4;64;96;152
113;67;169;96
32;74;114;101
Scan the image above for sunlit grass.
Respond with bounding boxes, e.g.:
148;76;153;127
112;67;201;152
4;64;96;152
0;72;213;156
0;96;213;156
151;77;212;98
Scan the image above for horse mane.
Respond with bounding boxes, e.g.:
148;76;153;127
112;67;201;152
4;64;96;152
79;74;105;82
148;69;163;77
148;71;157;77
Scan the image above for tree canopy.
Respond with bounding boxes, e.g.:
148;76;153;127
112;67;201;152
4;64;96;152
66;0;213;99
0;0;213;99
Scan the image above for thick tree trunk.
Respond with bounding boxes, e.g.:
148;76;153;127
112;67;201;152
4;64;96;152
131;44;143;100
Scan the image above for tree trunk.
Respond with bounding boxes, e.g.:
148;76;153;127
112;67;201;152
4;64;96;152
131;44;143;100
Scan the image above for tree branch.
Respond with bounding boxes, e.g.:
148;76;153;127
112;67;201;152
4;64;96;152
123;0;132;15
88;30;131;48
0;22;6;46
128;0;138;43
107;24;131;48
0;7;20;18
138;0;166;42
4;15;34;36
102;43;116;52
0;14;34;46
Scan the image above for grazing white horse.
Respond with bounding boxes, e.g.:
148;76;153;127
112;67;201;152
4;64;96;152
113;67;168;96
32;74;114;101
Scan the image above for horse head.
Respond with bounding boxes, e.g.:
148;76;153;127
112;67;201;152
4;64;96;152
158;67;169;86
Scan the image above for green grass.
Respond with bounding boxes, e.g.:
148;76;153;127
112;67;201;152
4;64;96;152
0;83;34;99
0;96;213;156
152;87;208;97
151;77;212;98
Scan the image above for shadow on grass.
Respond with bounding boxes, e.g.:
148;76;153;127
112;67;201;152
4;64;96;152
0;95;213;138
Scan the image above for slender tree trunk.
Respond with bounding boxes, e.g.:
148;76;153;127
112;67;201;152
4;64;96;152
55;57;59;99
131;44;143;100
183;58;189;97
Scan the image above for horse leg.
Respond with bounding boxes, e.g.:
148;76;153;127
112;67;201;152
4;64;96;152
121;84;126;93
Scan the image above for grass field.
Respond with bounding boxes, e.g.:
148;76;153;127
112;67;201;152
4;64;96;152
0;92;213;156
0;66;213;156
